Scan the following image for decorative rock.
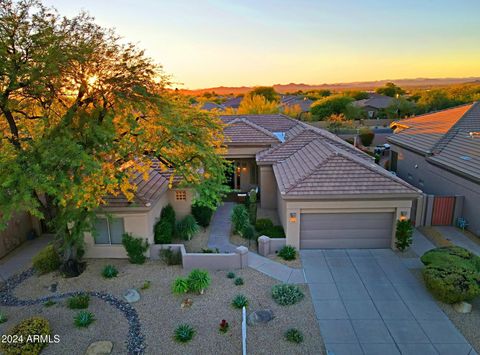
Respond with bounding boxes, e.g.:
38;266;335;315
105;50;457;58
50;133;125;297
181;298;193;309
48;283;58;293
123;289;140;303
453;301;472;314
85;340;113;355
247;309;274;326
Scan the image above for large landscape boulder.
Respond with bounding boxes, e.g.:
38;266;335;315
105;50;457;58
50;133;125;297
85;341;113;355
247;309;274;326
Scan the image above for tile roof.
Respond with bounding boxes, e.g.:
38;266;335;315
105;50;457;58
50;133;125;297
353;93;394;109
222;96;243;108
223;117;280;145
103;169;169;208
273;139;420;197
200;101;225;111
221;114;298;133
388;103;480;181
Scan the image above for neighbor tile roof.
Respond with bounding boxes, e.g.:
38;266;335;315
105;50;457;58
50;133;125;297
388;103;480;181
223;117;280;145
353;93;394;110
221;114;298;133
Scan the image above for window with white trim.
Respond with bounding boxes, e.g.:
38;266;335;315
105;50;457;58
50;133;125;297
94;218;125;245
175;190;187;201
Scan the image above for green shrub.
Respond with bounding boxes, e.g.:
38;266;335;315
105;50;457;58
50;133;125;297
232;294;249;309
395;219;413;251
227;271;236;279
122;233;149;264
201;247;219;253
234;277;244;286
422;265;480;304
74;311;95;328
141;280;151;290
255;218;274;233
154;219;174;244
67;294;90;309
359;128;375;146
102;264;118;279
421;246;480;271
248;190;257;224
174;324;195;343
172;277;189;295
32;245;61;274
278;245;297;261
285;328;304;344
272;284;304;306
240;223;255;240
160;247;182;265
187;269;211;294
263;225;285;238
191;203;214;228
161;204;176;226
176;215;199;241
231;204;250;234
0;317;51;355
0;311;7;324
43;300;56;307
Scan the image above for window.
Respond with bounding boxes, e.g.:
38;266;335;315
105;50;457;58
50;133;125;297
94;218;124;245
175;190;187;201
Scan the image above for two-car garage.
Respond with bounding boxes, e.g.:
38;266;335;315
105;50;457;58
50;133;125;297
299;212;395;249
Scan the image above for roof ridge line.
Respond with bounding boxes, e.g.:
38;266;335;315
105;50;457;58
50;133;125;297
257;129;320;162
234;117;280;140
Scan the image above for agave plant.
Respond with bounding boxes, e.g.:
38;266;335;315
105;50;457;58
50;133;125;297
174;324;195;343
74;311;95;328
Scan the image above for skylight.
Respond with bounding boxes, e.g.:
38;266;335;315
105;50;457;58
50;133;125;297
273;132;286;142
460;155;472;161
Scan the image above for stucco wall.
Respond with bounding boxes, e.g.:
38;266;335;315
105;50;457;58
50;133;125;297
167;188;195;220
392;144;480;235
0;212;40;259
259;166;278;209
226;145;270;158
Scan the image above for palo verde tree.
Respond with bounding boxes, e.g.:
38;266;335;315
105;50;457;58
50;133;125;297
0;0;228;276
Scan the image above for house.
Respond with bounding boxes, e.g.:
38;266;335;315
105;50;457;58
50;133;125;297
85;114;420;257
280;95;313;117
222;96;243;109
388;103;480;236
353;93;394;118
199;101;225;111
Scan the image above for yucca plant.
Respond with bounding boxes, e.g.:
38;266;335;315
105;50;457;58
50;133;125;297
172;277;189;295
102;264;118;279
187;269;211;294
74;311;95;328
232;294;249;309
176;215;199;241
174;324;195;343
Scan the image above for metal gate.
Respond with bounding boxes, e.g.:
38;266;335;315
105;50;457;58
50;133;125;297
431;196;455;226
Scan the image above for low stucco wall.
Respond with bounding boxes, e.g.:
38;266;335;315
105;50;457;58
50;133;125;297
0;212;40;259
258;236;286;256
150;244;248;270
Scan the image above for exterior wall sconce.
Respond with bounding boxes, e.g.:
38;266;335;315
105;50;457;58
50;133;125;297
399;211;408;221
289;212;297;223
242;167;247;172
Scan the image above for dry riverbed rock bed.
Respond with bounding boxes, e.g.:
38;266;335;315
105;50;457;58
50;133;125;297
2;259;324;354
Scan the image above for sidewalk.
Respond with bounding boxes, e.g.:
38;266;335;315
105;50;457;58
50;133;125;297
0;234;52;281
208;202;305;283
436;226;480;255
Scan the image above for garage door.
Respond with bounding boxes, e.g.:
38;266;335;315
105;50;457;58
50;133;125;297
300;212;394;249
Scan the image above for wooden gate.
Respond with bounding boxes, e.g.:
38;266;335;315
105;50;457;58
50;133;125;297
431;196;455;226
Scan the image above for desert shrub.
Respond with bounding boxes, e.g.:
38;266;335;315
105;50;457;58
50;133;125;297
234;277;244;286
43;300;56;307
0;317;51;355
102;264;118;279
176;215;199;241
272;284;304;306
395;219;413;251
122;233;149;264
422;265;480;304
32;245;61;274
174;324;195;343
285;328;304;344
227;271;236;279
160;247;182;265
278;245;297;261
231;204;250;234
172;278;189;295
154;219;174;244
232;294;249;309
187;269;211;294
421;246;480;271
263;225;285;238
141;280;151;290
191;203;214;228
240;223;255;240
0;311;7;323
359;128;375;146
67;294;90;309
255;218;274;233
74;311;95;328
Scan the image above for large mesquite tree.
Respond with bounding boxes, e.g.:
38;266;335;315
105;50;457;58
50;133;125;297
0;0;228;276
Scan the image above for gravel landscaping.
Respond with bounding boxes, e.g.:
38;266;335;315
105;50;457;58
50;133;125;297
2;260;324;354
171;225;211;252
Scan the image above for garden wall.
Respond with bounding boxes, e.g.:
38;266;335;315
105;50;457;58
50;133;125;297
257;236;286;257
0;212;40;259
150;244;248;270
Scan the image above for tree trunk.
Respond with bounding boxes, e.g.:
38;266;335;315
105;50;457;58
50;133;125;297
60;237;85;277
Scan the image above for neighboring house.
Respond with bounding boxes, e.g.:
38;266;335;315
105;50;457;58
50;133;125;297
388;102;480;236
280;95;313;117
200;101;225;111
222;96;243;109
221;114;420;250
353;93;394;118
85;113;420;257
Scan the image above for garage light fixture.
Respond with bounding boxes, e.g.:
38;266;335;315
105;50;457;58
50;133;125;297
289;212;297;223
399;211;408;221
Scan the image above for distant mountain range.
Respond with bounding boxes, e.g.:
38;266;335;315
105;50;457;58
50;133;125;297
177;77;480;95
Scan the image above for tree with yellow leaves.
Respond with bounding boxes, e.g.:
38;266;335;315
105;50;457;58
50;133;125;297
236;95;279;115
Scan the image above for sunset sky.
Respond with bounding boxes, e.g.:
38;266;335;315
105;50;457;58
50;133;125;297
45;0;480;89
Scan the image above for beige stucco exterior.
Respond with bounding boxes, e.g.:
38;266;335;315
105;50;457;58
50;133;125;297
259;165;277;209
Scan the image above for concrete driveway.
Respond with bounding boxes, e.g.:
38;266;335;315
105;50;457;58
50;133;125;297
301;249;476;355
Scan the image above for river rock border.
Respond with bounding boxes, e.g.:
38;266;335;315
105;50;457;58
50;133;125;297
0;268;145;354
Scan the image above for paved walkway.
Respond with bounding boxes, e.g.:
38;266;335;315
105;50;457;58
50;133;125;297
208;202;305;283
0;234;52;281
301;248;475;355
436;227;480;255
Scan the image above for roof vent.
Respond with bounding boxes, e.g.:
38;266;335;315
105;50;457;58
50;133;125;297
469;132;480;138
273;132;286;142
460;155;472;161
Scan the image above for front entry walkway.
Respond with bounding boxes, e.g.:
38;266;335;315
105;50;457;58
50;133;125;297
301;249;475;355
208;202;305;283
